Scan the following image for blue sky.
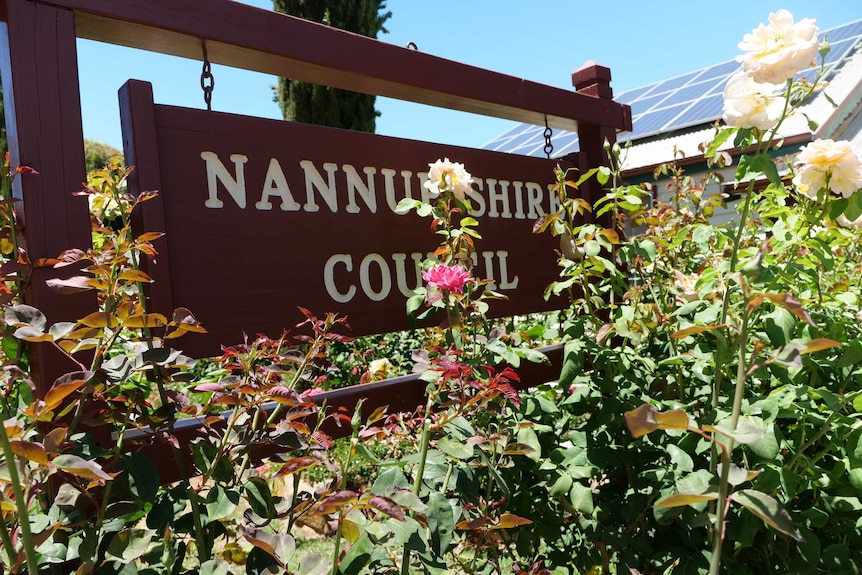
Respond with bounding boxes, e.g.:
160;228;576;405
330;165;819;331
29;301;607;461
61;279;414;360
77;1;859;151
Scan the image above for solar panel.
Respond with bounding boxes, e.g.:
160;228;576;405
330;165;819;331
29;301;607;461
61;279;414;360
672;80;724;104
635;103;692;137
694;60;740;82
628;94;671;115
484;18;862;159
825;19;862;42
670;94;724;130
648;70;704;95
615;84;653;103
553;133;581;157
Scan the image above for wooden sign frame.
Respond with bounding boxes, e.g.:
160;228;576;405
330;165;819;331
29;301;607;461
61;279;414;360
121;80;578;357
0;0;631;391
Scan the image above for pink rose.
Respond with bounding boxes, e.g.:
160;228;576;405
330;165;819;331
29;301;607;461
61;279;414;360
422;264;473;293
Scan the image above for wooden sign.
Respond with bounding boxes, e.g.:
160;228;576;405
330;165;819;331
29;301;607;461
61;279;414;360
121;80;571;358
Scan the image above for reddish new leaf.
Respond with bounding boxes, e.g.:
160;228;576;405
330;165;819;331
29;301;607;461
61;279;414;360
52;454;114;482
267;386;300;405
136;231;165;243
655;485;719;508
46;276;96;294
731;489;804;542
13;326;53;342
11;440;48;465
671;324;725;339
763;293;817;327
43;427;68;454
311;430;332;449
491;513;533;529
44;371;92;411
118;269;152;283
625;403;691;438
276;456;319;477
314;490;358;515
241;527;279;558
799;338;842;354
125;313;168;328
456;517;493;530
368;495;406;521
78;311;119;328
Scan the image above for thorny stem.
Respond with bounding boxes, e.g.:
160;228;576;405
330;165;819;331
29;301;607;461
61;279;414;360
287;473;301;533
67;325;125;436
709;303;751;575
265;331;325;428
401;394;435;575
199;402;244;489
234;407;264;482
785;397;850;472
0;505;16;567
329;432;359;575
713;180;756;411
0;420;40;575
94;408;132;531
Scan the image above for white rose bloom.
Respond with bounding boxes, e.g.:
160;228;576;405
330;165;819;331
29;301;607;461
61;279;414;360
673;270;700;302
836;213;862;230
424;158;473;201
793;139;862;199
737;9;820;84
722;71;786;130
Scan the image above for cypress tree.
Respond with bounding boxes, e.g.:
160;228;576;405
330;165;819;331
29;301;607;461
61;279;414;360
273;0;391;133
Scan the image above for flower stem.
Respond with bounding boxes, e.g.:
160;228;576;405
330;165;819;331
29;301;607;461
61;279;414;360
713;181;755;409
0;421;40;575
709;306;750;575
401;395;435;575
0;506;16;567
330;433;358;575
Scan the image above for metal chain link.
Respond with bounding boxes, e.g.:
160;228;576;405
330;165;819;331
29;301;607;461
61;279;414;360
543;116;554;160
200;41;214;112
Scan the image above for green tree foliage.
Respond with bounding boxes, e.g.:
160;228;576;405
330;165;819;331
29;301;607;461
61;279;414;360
272;0;391;133
84;139;122;174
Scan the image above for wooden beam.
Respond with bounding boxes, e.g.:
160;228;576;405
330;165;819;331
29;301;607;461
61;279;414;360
573;63;621;209
0;0;97;391
43;0;631;133
127;343;565;484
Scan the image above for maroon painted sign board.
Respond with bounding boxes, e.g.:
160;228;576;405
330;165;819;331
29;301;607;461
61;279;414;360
121;80;573;358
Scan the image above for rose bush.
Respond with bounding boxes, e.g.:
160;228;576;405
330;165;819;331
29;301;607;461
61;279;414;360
513;8;862;575
2;8;860;575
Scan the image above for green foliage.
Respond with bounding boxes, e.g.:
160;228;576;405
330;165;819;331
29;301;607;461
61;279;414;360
0;156;538;575
84;139;123;174
517;109;862;572
272;0;391;132
2;10;859;574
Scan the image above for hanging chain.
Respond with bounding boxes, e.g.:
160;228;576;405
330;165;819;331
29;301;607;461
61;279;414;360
200;41;215;112
543;116;554;160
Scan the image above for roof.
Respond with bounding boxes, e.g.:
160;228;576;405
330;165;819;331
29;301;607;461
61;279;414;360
483;19;862;169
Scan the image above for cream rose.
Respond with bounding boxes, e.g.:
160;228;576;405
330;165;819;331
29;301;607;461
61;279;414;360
836;213;862;230
673;270;700;302
737;9;820;84
722;71;786;130
424;158;473;201
793;139;862;199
